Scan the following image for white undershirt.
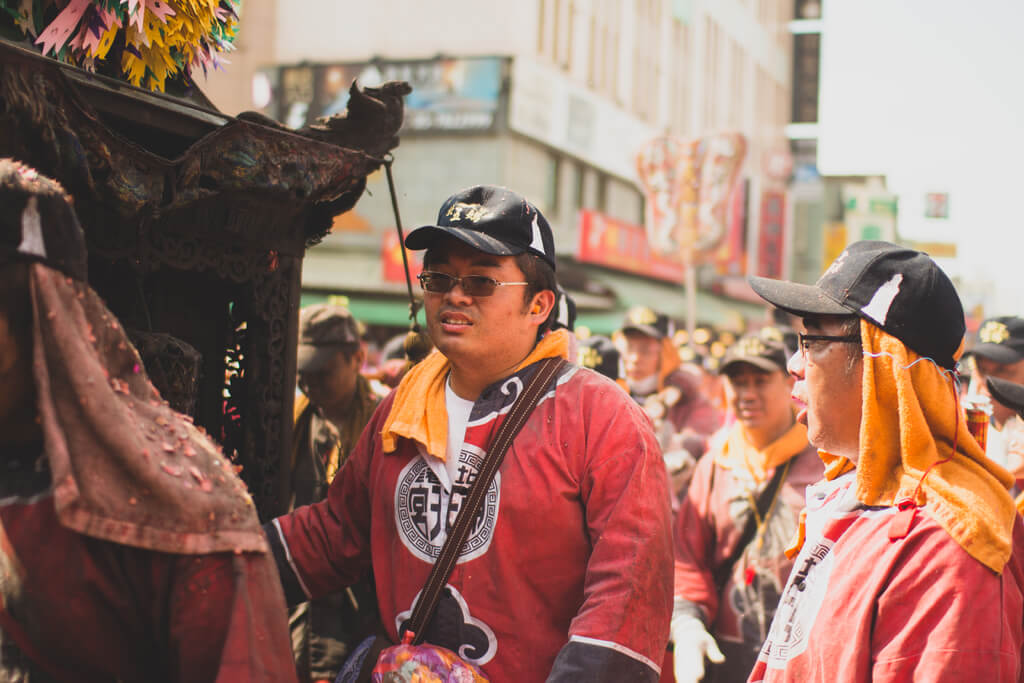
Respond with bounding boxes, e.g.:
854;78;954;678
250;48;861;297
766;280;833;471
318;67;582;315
444;375;475;490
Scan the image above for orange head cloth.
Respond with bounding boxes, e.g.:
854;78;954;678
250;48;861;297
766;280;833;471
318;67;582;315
380;329;571;460
857;318;1015;572
788;319;1017;573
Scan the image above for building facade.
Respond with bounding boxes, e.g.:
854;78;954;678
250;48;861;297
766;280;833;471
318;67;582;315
203;0;794;334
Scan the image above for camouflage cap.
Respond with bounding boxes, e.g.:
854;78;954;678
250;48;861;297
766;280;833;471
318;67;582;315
619;306;673;339
297;304;360;372
719;330;789;376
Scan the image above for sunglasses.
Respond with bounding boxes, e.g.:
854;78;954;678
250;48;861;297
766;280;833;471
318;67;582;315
417;271;528;297
797;332;861;356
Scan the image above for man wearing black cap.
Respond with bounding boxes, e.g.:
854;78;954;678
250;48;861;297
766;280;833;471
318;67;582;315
988;376;1024;423
0;159;296;681
745;240;1024;682
671;330;820;683
289;303;382;683
578;334;628;390
617;306;722;497
968;316;1024;475
265;185;673;681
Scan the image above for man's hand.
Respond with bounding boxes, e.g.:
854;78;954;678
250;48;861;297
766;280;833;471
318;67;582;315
671;614;724;683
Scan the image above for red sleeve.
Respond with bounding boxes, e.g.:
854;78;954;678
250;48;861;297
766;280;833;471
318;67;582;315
551;384;674;681
672;452;719;622
167;552;298;683
269;395;388;601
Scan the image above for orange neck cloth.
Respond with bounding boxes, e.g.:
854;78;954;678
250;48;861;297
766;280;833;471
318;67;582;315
380;329;571;459
714;419;809;483
790;319;1016;573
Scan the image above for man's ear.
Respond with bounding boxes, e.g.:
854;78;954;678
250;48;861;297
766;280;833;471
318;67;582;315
529;289;557;323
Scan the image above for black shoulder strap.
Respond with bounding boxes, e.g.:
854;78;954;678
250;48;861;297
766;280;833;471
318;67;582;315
405;356;566;643
711;458;790;594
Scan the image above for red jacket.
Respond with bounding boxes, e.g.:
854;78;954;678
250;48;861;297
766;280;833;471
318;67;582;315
674;441;822;680
268;363;674;682
0;484;297;683
749;472;1024;682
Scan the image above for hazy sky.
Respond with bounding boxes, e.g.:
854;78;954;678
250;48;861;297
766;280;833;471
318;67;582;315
818;0;1024;316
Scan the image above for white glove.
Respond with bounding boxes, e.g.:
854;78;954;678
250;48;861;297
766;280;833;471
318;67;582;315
671;614;725;683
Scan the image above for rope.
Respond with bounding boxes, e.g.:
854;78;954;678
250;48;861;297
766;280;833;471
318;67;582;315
383;155;421;329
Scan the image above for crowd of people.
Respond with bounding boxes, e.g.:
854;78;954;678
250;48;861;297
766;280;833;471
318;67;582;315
3;162;1024;682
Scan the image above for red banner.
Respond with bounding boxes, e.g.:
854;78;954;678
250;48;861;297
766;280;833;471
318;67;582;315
381;231;423;283
576;210;685;283
757;190;786;279
709;180;747;276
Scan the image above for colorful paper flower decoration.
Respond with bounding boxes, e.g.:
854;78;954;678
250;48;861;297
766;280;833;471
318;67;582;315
1;0;240;92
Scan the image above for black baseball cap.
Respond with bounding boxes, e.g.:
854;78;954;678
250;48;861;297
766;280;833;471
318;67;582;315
749;241;965;370
0;158;87;281
619;306;674;340
986;377;1024;418
405;185;556;270
577;335;624;383
968;317;1024;365
719;332;789;375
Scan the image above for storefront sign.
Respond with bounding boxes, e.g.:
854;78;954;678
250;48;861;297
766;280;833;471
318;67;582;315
275;57;507;133
577;210;685;283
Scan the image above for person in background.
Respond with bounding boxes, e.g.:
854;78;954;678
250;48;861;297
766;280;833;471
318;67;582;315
368;332;417;394
966;316;1024;475
618;306;723;496
671;331;821;683
747;240;1023;682
265;185;674;681
577;334;628;391
290;303;382;683
0;158;296;682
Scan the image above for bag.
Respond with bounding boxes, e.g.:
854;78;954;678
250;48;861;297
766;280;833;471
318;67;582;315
370;632;489;682
337;358;566;683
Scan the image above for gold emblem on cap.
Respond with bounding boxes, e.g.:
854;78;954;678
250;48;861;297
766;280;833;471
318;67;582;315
629;307;658;326
759;326;783;343
578;347;601;369
446;202;491;223
980;320;1011;345
735;336;767;357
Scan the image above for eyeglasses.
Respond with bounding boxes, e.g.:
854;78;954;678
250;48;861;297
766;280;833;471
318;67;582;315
417;271;529;297
798;332;861;356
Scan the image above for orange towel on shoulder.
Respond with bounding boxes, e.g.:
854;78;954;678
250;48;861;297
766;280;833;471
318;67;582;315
380;329;571;459
713;420;809;483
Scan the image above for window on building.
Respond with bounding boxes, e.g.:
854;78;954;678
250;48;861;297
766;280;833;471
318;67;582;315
563;0;576;72
597;174;608;212
609;0;621;101
671;19;688;135
538;0;548;56
795;0;822;19
546;154;561;215
792;32;820;123
573;162;585;210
